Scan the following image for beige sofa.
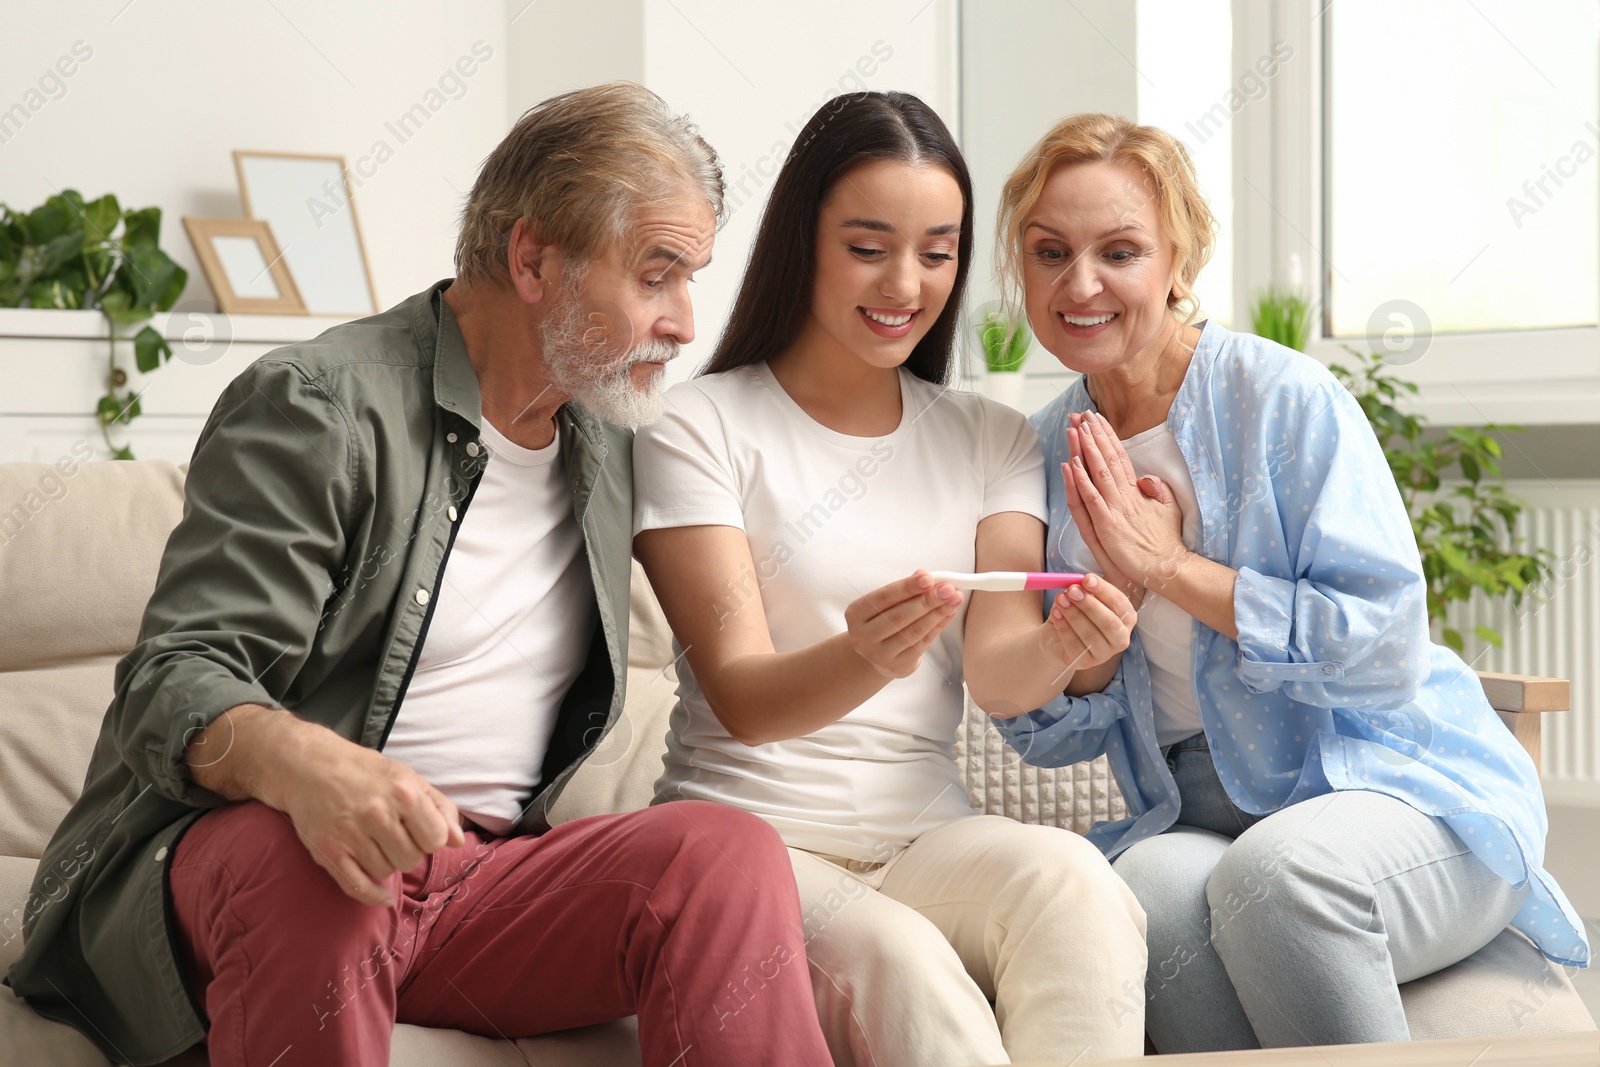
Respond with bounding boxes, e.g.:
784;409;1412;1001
0;459;1592;1066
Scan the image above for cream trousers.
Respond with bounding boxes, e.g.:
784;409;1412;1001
789;815;1147;1066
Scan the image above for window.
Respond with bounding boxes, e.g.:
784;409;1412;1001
1138;0;1235;326
1324;0;1600;336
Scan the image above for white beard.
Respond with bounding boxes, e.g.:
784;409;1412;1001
541;279;677;428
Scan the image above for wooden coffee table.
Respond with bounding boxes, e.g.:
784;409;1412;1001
1010;1031;1600;1066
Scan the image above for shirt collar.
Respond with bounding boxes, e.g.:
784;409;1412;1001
1059;319;1228;424
419;277;610;455
1168;318;1226;433
419;279;484;432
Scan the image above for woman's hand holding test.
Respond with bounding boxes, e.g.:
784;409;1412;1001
845;571;963;679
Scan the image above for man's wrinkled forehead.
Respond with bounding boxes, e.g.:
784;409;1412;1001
623;200;717;272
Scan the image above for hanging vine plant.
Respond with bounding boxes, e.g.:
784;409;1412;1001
0;190;187;458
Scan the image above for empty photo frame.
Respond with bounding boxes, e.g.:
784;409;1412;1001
182;217;306;315
233;150;378;316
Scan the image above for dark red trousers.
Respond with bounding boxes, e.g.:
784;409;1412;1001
169;799;829;1066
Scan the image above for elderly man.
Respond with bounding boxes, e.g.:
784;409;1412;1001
8;83;830;1067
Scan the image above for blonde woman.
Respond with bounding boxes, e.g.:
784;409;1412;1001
991;113;1589;1052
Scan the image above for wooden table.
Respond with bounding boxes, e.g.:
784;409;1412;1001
1011;1032;1600;1066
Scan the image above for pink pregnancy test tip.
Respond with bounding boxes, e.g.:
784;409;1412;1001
1023;572;1087;590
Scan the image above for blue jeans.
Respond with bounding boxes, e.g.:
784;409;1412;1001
1112;733;1529;1052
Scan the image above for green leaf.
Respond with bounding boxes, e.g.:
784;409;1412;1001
26;279;78;309
121;206;162;248
25;202;67;243
1459;453;1480;483
81;245;114;290
99;288;132;318
39;230;86;275
133;324;171;374
96;395;122;424
1442;627;1464;653
156;261;187;311
111;445;136;461
54;190;86;226
1474;625;1503;648
100;282;151;325
1005;321;1032;365
121;244;178;311
81;194;120;240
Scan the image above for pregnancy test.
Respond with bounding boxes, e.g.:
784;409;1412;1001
926;571;1088;592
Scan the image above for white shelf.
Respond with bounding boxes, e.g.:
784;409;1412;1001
0;307;355;345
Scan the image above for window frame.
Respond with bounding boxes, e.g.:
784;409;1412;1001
1231;0;1600;425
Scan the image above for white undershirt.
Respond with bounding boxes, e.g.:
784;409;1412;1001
1119;423;1205;747
382;417;596;834
633;364;1046;861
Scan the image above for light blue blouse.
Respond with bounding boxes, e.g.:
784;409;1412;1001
995;320;1590;968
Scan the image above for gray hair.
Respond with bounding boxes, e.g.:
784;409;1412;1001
455;81;724;285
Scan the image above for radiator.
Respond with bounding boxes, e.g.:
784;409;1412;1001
1447;481;1600;804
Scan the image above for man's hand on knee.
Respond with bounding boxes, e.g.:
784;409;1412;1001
186;705;466;907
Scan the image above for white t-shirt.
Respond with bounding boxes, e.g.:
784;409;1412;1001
383;417;597;834
1114;424;1203;747
633;363;1046;861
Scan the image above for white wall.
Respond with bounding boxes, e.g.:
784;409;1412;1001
1;0;511;312
507;0;644;117
640;0;959;383
960;0;1138;384
3;0;958;388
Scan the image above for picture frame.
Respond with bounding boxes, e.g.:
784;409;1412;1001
232;150;379;316
181;216;307;315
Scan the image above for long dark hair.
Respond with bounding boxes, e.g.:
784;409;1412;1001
702;92;974;385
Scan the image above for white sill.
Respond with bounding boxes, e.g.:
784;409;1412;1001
0;307;356;345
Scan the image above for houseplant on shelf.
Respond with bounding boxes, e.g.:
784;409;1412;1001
974;304;1031;408
0;189;187;459
1250;285;1549;652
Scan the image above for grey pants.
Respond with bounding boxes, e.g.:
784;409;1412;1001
1112;733;1529;1052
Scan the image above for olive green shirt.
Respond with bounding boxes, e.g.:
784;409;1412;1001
6;281;635;1064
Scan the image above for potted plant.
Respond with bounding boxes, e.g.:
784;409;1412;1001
1250;286;1548;651
974;304;1031;409
0;190;187;459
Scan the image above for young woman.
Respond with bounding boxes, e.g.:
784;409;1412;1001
632;93;1148;1066
991;112;1590;1053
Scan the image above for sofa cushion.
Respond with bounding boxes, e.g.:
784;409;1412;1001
0;460;186;672
390;1019;641;1067
1403;926;1597;1039
955;698;1127;834
0;658;119;859
0;854;112;1066
626;560;674;671
0;984;110;1067
549;662;678;823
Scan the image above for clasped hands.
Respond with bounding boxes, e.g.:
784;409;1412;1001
1043;410;1190;674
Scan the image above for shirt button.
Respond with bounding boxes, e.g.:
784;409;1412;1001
447;505;459;522
1321;665;1336;675
415;588;430;606
446;432;458;443
153;846;168;863
465;441;481;457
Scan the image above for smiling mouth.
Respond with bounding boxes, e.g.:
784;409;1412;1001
858;307;921;340
861;307;918;327
1059;312;1118;327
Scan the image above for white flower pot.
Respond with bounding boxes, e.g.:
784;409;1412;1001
981;370;1027;410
